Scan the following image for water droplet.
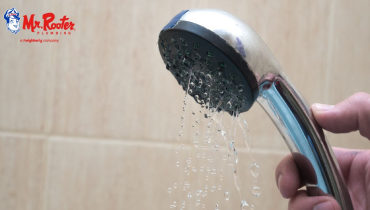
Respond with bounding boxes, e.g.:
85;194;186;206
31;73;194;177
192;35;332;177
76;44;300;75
241;199;249;210
175;161;180;167
188;192;192;198
180;38;188;47
196;190;202;196
184;182;190;188
205;74;212;83
201;190;207;197
186;158;192;165
202;203;205;209
211;186;216;192
218;185;222;190
190;82;195;88
166;63;171;70
224;191;230;200
181;144;185;149
174;148;179;154
192;167;197;172
171;38;179;48
204;59;211;66
211;169;216;175
238;85;244;93
194;53;201;60
173;183;177;189
205;175;209;181
227;101;232;109
185;49;190;56
219;62;226;68
168;187;171;193
222;154;227;161
250;162;260;178
195;199;200;206
192;111;195;115
252;185;261;196
213;144;220;151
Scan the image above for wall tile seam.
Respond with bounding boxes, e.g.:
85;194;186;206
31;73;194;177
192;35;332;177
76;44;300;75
0;130;289;155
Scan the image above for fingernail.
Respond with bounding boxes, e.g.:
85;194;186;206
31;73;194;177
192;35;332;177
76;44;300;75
277;174;283;190
313;201;334;210
315;103;334;111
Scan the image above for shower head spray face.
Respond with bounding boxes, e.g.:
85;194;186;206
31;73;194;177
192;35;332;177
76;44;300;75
158;10;259;114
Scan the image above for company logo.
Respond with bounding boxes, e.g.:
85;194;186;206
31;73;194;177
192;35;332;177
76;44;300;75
4;8;21;34
23;13;75;34
4;7;76;36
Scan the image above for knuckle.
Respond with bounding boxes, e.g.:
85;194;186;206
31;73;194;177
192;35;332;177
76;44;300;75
362;149;370;157
352;92;370;139
350;92;370;105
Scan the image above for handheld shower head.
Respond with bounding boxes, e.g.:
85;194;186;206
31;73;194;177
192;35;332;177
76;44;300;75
158;9;353;210
159;10;261;114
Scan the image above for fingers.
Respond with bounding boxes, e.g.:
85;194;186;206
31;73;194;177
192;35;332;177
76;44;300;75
275;154;302;198
288;190;341;210
275;152;350;209
312;92;370;140
332;147;366;182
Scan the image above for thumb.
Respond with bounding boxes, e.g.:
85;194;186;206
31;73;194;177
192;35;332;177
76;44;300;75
288;190;341;210
312;92;370;140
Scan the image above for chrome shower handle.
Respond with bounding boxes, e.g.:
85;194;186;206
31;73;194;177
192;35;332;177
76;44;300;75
257;76;353;210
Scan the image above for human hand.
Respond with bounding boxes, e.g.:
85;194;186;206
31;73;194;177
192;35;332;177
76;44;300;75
275;92;370;210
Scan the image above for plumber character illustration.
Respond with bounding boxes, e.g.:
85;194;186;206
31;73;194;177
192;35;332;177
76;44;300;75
4;8;20;34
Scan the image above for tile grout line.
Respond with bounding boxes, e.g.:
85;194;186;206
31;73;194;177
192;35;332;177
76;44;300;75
324;0;336;104
0;130;289;155
41;20;57;210
42;135;52;210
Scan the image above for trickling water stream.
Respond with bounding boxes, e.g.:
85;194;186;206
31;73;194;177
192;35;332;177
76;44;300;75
168;65;261;209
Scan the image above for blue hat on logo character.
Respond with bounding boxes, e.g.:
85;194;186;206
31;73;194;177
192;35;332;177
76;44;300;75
4;8;21;34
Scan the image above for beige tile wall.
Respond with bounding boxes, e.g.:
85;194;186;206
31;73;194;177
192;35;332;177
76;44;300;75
0;0;369;210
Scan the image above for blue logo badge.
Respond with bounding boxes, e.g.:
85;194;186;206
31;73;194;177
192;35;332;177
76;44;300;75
4;8;21;34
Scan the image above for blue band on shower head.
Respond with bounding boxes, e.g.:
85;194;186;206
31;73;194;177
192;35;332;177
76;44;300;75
162;10;189;31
